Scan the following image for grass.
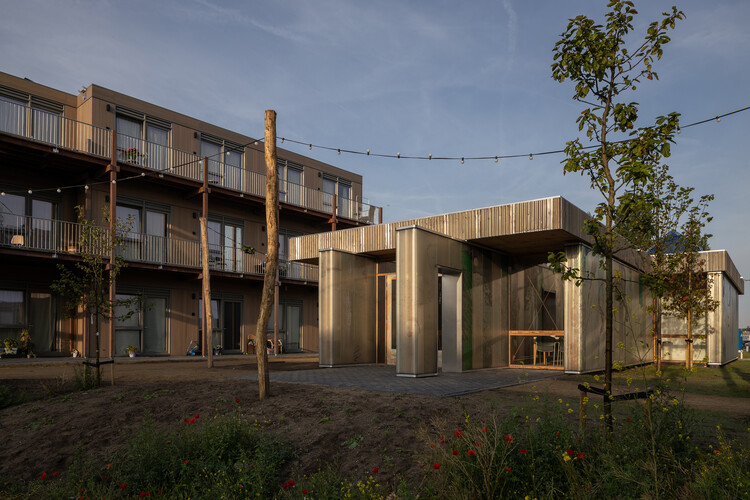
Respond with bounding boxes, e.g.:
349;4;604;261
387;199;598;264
569;360;750;398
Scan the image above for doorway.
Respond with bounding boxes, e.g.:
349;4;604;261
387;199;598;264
439;270;462;373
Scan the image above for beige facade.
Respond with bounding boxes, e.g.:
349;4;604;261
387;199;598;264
0;72;380;358
293;198;743;376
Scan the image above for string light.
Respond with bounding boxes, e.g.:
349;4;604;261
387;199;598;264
461;157;464;164
56;188;61;193
276;105;749;164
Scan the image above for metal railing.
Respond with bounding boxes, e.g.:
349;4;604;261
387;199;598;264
0;101;381;223
0;98;111;158
0;212;318;282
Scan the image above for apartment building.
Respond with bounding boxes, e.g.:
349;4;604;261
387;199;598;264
0;72;381;358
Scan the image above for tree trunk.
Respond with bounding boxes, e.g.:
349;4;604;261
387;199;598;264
255;109;278;400
655;299;662;373
94;306;101;387
604;253;613;431
200;217;214;369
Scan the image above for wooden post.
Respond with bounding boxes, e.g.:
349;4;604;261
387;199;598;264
579;390;587;432
254;110;278;400
201;157;214;369
328;193;338;231
108;131;118;384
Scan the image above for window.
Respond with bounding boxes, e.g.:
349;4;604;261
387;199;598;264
200;135;243;190
116;199;169;263
0;92;62;145
267;300;302;352
0;288;59;353
199;295;242;350
201;216;243;272
116;110;171;170
322;175;352;218
115;291;168;354
0;191;57;248
277;159;303;206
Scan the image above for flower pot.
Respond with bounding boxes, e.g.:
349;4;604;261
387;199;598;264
72;351;79;358
4;347;17;355
128;352;136;358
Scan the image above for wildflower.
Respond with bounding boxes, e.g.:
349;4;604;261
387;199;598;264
505;466;512;472
282;479;296;490
372;467;379;474
119;484;128;489
52;472;59;477
520;448;527;454
40;472;47;480
475;441;482;446
139;492;150;498
626;417;631;422
303;489;307;494
454;429;464;438
235;398;240;403
482;426;488;433
439;435;445;444
505;435;513;443
433;463;441;470
452;450;459;455
430;443;435;449
567;448;575;457
563;454;572;462
106;464;112;469
183;460;190;464
577;452;585;460
467;449;476;457
184;418;189;423
195;413;200;419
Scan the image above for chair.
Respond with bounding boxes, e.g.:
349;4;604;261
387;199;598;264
535;340;556;366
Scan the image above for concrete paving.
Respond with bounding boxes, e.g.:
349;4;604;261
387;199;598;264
238;364;560;397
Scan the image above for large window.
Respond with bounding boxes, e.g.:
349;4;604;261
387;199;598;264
200;136;243;190
0;288;59;353
199;295;242;351
278;160;303;206
0;93;62;145
267;300;303;352
202;216;243;273
0;191;57;248
115;291;168;355
116;199;169;263
116;111;171;170
322;175;351;218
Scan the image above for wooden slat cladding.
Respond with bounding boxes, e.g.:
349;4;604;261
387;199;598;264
701;250;744;294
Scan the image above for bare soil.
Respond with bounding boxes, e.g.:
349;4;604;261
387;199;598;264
1;356;748;489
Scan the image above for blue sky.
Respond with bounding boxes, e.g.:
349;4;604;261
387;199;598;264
2;0;749;326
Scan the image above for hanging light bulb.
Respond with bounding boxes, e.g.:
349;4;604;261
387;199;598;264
529;153;533;160
28;190;32;194
461;157;464;164
366;149;370;155
85;185;89;191
494;156;499;163
281;138;284;143
716;116;721;123
308;144;312;150
1;192;5;196
676;127;681;134
429;153;432;160
337;149;341;155
397;152;400;158
112;180;116;184
57;188;62;193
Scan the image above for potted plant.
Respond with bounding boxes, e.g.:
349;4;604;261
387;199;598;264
71;348;80;358
213;345;223;356
19;330;34;358
4;337;18;355
125;345;138;358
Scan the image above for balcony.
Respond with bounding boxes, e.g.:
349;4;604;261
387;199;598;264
0;212;318;282
0;99;381;224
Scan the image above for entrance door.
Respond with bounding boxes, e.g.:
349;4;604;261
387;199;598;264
384;274;397;365
223;300;242;350
143;296;167;354
440;272;461;372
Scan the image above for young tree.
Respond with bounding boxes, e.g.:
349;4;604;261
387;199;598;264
550;0;684;428
51;206;139;387
631;166;715;371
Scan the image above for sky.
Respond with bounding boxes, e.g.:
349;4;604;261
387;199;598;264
2;0;749;326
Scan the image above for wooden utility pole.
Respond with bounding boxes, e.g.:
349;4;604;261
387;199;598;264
328;194;338;231
254;110;278;400
200;157;214;368
108;131;118;384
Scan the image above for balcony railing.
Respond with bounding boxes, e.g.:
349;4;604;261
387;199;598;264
0;212;318;282
1;100;381;223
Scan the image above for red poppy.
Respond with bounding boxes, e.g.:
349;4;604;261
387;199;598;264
303;489;307;494
520;448;527;454
433;463;441;470
482;426;488;433
467;449;476;457
52;472;58;477
183;460;190;464
235;398;240;403
577;452;585;460
372;467;379;474
505;435;513;443
454;429;464;438
189;418;195;424
106;464;112;470
505;466;511;472
475;441;482;446
195;413;200;419
430;444;435;449
119;484;128;489
439;436;445;444
40;472;47;480
626;417;631;422
282;480;295;490
567;449;575;457
140;492;150;498
239;484;243;488
452;450;459;455
184;418;189;423
79;489;84;493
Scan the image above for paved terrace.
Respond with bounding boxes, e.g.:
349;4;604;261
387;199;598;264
238;364;559;397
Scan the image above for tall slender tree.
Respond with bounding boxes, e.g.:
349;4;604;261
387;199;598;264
550;0;684;429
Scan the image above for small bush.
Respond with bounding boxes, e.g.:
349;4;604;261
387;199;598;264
72;364;99;391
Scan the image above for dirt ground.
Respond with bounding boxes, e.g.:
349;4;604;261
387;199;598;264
1;356;748;488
